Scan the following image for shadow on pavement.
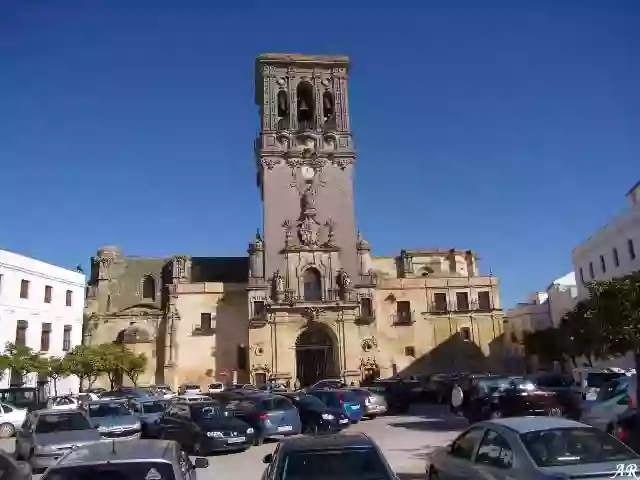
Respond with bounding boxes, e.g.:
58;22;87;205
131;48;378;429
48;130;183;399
388;417;468;432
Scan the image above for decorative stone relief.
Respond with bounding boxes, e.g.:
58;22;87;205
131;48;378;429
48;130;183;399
172;255;191;282
330;157;354;170
302;307;325;322
261;157;282;170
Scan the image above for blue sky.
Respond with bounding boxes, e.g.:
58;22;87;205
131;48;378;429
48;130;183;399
1;0;638;308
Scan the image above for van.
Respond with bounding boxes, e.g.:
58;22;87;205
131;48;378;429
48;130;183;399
581;374;637;432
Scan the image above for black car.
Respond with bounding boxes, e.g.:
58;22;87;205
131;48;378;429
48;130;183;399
280;393;350;433
614;408;640;453
261;432;396;480
158;401;254;454
364;379;411;413
527;372;583;420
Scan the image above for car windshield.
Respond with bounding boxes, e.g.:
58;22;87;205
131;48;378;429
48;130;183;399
587;372;623;388
298;395;328;410
36;413;91;433
280;448;389;480
520;427;638;467
209;383;223;389
475;377;508;395
87;403;130;417
596;378;629;402
140;402;166;414
43;461;175;480
184;384;200;390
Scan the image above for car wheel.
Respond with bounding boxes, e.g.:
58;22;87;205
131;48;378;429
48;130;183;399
0;423;15;438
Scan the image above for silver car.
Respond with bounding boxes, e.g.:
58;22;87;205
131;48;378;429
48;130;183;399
84;400;142;440
40;439;208;480
15;409;102;472
350;388;387;417
427;416;640;480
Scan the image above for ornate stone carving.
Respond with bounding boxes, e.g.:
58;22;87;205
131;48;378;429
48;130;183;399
330;157;354;170
261;157;281;170
324;219;335;245
302;307;324;322
97;257;112;280
337;269;352;293
298;216;320;246
172;255;191;282
282;220;292;247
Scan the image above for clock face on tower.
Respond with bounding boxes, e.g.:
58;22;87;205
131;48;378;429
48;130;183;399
300;166;315;180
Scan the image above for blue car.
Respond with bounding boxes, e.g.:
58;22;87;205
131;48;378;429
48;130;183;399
131;399;170;438
307;389;364;422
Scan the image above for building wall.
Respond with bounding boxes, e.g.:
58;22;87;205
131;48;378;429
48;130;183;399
573;184;640;299
0;249;85;393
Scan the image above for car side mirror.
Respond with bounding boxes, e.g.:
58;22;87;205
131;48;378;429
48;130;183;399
263;453;273;464
193;458;208;469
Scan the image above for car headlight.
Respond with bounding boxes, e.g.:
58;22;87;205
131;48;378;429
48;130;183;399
321;413;335;420
97;426;109;433
246;428;254;434
206;431;224;438
134;422;141;430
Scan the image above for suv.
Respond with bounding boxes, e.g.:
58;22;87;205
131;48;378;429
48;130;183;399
40;439;208;480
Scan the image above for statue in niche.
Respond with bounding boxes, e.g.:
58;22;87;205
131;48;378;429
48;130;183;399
298;216;319;246
337;269;352;292
273;270;285;292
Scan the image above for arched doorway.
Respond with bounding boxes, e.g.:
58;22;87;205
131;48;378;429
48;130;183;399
295;323;339;387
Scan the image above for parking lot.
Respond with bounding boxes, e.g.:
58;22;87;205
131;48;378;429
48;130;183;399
0;404;466;479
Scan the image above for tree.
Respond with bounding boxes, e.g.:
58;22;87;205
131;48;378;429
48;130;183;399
98;343;129;390
522;328;565;370
559;299;606;367
4;343;43;386
64;345;105;391
36;357;71;397
121;351;147;386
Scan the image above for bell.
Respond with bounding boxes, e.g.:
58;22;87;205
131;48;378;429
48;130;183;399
299;98;309;111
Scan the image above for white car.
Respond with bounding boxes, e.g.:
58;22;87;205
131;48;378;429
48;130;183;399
207;382;225;394
581;374;637;432
47;395;80;411
0;402;27;438
179;383;201;395
175;394;209;403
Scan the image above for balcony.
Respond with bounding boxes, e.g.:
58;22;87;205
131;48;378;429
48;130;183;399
191;324;216;336
281;289;360;305
427;300;496;314
390;311;414;326
355;313;375;326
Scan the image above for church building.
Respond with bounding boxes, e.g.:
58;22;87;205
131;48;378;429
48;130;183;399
84;53;505;389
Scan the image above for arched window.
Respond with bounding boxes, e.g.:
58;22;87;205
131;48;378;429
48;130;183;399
277;90;289;129
142;275;156;301
322;91;335;130
297;81;315;130
303;268;322;301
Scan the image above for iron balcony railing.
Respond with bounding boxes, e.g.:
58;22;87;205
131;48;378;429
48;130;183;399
282;289;360;304
429;299;495;314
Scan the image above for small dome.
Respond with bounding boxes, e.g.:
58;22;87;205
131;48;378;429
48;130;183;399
356;232;370;250
97;245;123;258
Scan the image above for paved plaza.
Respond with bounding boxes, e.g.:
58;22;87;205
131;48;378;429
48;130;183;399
0;404;467;480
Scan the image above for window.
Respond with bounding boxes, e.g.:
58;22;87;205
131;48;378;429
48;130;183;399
62;325;72;351
600;255;606;273
65;289;73;307
460;327;471;342
476;429;514;469
433;292;447;312
20;280;29;299
322;91;335;129
449;428;486;460
237;344;248;370
276;90;289;129
200;313;212;331
15;321;27;347
589;262;594;279
404;346;415;357
303;268;322;301
142;275;156;301
44;285;52;303
579;267;585;283
296;81;315;129
456;292;470;311
360;297;373;318
613;248;620;267
40;323;51;351
253;300;265;317
478;291;491;311
396;301;412;323
629;239;636;260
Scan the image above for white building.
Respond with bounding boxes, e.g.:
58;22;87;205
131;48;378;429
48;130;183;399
546;272;578;327
0;249;85;393
573;181;640;299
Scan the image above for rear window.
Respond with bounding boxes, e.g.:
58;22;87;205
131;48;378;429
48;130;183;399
140;402;166;414
36;413;91;433
338;391;360;403
587;372;623;388
43;461;175;480
279;448;388;480
209;383;223;389
520;427;637;467
597;378;629;402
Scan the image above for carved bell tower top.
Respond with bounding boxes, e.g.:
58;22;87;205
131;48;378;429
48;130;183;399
255;53;351;134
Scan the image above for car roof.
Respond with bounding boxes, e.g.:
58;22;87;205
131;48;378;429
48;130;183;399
56;439;178;466
483;416;588;433
87;399;128;404
279;433;375;453
33;408;86;416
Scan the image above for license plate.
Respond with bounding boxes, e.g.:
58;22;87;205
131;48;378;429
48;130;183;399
277;425;293;432
339;419;349;424
227;437;246;443
350;405;359;410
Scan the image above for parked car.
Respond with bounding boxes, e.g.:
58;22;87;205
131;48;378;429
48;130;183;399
179;383;202;395
426;417;639;480
40;439;208;480
223;393;301;445
364;379;412;413
309;379;345;390
461;377;563;423
15;409;101;473
426;373;461;404
173;394;211;404
306;389;364;423
279;392;351;433
0;448;31;480
46;395;80;411
572;367;624;400
130;398;170;438
0;402;28;438
581;375;637;433
613;408;640;453
84;400;142;440
261;433;396;480
159;401;254;454
527;372;584;420
348;388;387;418
0;387;46;412
207;382;225;394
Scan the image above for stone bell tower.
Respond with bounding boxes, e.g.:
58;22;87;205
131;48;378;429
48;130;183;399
247;53;365;384
254;53;358;292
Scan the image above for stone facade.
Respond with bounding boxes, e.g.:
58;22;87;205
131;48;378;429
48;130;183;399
84;53;505;390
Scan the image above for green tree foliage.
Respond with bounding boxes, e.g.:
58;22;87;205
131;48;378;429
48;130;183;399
4;343;45;386
65;345;106;390
36;357;71;397
122;352;148;386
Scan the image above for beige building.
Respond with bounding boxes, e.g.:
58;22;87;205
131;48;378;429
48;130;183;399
84;53;505;389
